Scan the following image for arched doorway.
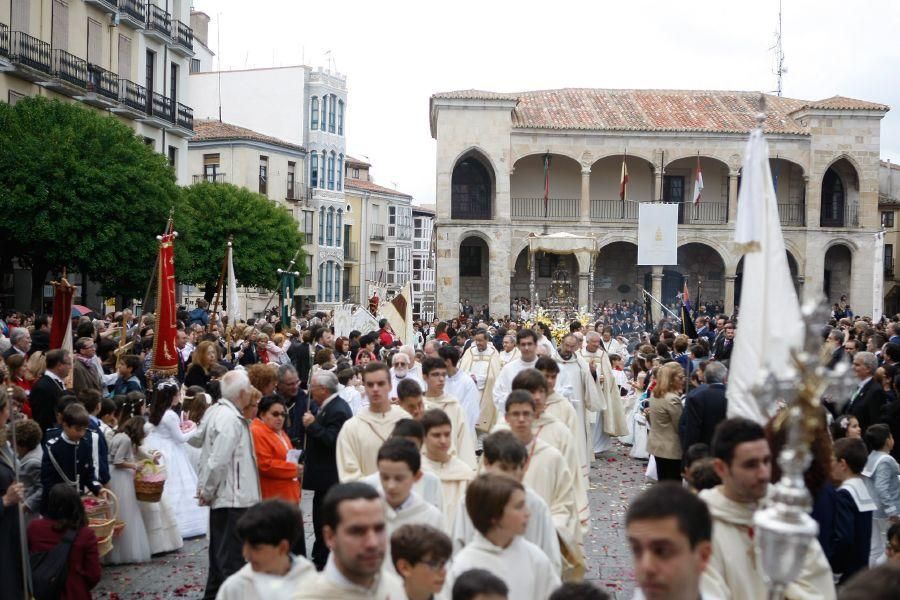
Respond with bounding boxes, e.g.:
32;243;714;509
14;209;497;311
735;251;800;303
512;248;579;305
452;151;495;220
663;243;726;310
459;236;490;307
595;242;648;303
824;244;853;304
820;158;859;227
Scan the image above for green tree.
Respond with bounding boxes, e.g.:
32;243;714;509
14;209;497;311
175;183;306;302
0;97;177;309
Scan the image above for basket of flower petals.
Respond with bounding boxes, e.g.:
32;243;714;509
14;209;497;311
134;458;167;502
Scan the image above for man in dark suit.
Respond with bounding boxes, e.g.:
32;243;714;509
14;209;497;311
30;315;51;355
844;351;886;433
276;364;313;448
302;370;352;570
712;322;735;363
2;327;31;360
30;348;72;432
288;329;314;390
679;362;728;456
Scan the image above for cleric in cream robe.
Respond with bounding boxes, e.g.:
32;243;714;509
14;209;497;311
421;357;477;469
492;329;541;411
498;335;520;367
458;329;503;434
389;351;424;401
438;344;481;434
335;363;411;482
536;356;588;477
581;331;629;454
555;333;601;460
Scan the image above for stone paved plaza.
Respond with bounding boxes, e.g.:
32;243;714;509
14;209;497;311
93;441;649;599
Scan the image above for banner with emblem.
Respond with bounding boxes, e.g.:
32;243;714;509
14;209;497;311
637;203;678;265
150;233;178;376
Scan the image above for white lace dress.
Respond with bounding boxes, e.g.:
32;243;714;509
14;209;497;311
135;444;183;554
144;410;209;538
105;433;151;564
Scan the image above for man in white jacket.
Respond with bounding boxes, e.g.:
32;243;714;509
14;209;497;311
195;369;262;600
700;418;836;600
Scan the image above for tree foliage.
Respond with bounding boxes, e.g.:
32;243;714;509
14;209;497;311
175;183;306;300
0;97;177;308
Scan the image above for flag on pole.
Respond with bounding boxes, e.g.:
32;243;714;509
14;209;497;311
726;114;803;425
150;233;179;377
226;241;240;326
378;281;414;345
680;280;697;338
543;154;551;217
620;154;629;201
692;155;703;205
280;271;296;327
50;277;76;387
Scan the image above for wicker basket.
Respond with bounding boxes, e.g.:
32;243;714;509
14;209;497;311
89;517;115;539
134;479;164;502
112;520;126;538
97;533;114;557
86;489;118;542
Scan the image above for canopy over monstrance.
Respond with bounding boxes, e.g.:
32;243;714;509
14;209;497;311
526;232;600;312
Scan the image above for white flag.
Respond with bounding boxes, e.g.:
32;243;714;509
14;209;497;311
226;242;240;325
692;158;704;205
874;231;885;321
726;126;803;424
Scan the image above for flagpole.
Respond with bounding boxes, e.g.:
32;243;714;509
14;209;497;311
261;245;305;316
140;209;175;313
640;286;681;323
208;235;233;334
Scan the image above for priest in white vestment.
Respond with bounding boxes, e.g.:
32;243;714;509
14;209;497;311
492;330;540;411
458;329;502;434
555;333;601;461
498;335;520;367
439;345;480;434
389;351;424;401
582;331;629;453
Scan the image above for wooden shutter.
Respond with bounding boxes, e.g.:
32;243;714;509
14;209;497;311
117;34;132;80
52;0;68;51
87;18;102;64
10;0;29;33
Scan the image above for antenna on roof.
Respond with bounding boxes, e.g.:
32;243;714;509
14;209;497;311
770;0;787;96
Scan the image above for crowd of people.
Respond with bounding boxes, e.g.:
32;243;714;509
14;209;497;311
1;301;900;599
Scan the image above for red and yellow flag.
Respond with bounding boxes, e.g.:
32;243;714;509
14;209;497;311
150;233;178;376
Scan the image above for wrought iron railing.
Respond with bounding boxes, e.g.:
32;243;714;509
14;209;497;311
777;203;805;227
119;0;145;23
370;224;385;240
685;202;727;225
118;78;147;112
0;23;9;57
173;19;193;51
344;242;359;261
87;64;119;99
590;199;639;221
511;197;579;220
146;3;172;37
52;49;88;88
9;31;52;73
820;203;859;228
193;173;227;184
175;102;193;130
150;91;174;122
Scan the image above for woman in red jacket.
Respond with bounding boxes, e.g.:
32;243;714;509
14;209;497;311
250;395;305;554
27;483;101;600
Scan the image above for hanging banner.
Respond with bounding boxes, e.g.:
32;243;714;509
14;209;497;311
150;233;179;376
637;203;678;265
874;231;885;321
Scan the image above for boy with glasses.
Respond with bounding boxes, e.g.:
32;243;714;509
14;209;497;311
390;523;453;600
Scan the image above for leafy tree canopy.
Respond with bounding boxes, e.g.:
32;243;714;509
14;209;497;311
175;182;306;300
0;97;177;308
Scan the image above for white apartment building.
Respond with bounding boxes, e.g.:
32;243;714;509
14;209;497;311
412;205;436;321
0;0;195;309
189;61;348;311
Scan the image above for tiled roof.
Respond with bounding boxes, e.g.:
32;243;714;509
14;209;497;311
192;119;305;152
346;155;371;167
344;177;412;199
431;89;889;134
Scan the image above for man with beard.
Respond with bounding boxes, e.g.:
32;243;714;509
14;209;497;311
581;331;628;455
492;329;540;412
295;482;404;598
390;351;424;401
555;333;602;461
458;328;502;434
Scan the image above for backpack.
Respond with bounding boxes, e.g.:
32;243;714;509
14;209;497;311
30;529;77;600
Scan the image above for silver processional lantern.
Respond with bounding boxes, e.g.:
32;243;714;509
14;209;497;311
751;299;857;600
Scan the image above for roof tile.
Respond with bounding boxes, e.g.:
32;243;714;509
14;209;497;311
192;119;305;151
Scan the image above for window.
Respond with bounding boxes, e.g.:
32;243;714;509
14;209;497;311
338;100;344;135
327;152;336;190
167;145;177;167
460;245;482;277
326;262;334;302
87;18;102;65
321;96;328;131
388;248;396;277
303;255;313;288
318;263;324;302
117;34;132;80
883;211;895;229
203;153;220;181
326;208;334;246
302;210;314;242
144;137;156;148
329;94;337;133
8;90;25;106
259;156;268;195
336;209;343;246
310;97;319;130
337;155;343;191
190;58;201;73
52;0;69;52
287;161;296;199
388;206;397;237
170;62;179;104
310;152;319;188
319;207;325;244
353;168;360;179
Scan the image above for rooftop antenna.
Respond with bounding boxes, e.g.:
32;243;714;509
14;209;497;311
216;12;222;121
770;0;787;96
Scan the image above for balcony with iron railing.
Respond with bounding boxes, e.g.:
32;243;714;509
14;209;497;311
170;19;194;56
118;0;145;28
681;202;727;225
145;3;172;41
84;0;119;14
590;199;639;221
8;31;52;77
344;242;359;262
286;182;308;201
115;78;147;116
193;173;227;184
173;101;194;134
370;223;385;241
511;197;579;221
777;202;805;227
51;49;88;89
0;23;9;62
885;256;895;280
820;203;859;228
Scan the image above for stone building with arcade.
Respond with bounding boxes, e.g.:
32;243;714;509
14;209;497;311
429;89;889;319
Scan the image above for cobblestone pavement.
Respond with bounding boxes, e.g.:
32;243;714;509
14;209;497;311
94;441;649;599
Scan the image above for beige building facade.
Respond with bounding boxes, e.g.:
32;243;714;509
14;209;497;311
430;89;889;320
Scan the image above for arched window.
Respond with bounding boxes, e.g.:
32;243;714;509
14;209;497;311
326;207;334;246
317;262;324;302
337;154;343;191
318;206;325;244
310;97;319;130
326;262;334;302
327;152;336;190
338;100;344;136
821;168;846;227
336;209;343;246
451;153;494;220
321;95;328;131
335;270;342;302
310;152;319;189
329;94;337;133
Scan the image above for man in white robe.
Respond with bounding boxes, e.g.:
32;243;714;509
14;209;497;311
439;345;480;433
336;363;411;481
389;351;424;401
556;333;601;461
599;325;629;360
458;328;502;434
498;334;520;366
421;357;477;469
582;331;628;454
493;329;540;412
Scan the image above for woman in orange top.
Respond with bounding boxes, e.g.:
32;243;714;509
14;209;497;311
249;395;306;555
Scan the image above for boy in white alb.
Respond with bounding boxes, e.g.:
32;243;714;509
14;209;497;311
421;357;477;469
376;438;446;536
420;408;475;531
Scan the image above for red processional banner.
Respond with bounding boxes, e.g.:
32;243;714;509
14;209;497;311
49;279;75;350
150;233;178;376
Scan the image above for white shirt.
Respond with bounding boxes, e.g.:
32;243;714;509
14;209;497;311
492;357;538;410
445;370;480;432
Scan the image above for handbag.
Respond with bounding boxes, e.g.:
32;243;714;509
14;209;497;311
31;529;77;600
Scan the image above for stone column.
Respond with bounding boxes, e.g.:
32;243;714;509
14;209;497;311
588;256;596;310
724;275;737;316
580;167;591;224
529;249;536;308
578;272;589;309
796;276;805;299
651;266;664;322
654;168;664;201
727;172;740;223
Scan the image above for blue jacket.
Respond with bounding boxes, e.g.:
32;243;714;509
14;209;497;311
41;432;102;514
